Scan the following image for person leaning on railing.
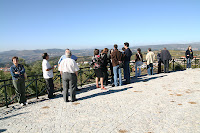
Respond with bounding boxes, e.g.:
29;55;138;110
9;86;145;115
10;56;27;106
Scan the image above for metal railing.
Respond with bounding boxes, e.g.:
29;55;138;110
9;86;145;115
0;57;199;108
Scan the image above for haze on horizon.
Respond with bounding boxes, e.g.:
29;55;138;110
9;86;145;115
0;0;200;52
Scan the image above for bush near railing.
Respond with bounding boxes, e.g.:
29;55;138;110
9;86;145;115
0;57;199;107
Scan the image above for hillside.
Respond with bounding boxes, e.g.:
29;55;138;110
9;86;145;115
0;43;200;65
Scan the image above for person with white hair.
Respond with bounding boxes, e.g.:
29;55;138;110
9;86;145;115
59;50;79;102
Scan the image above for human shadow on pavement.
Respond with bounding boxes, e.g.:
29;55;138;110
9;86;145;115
130;74;168;84
0;112;28;120
0;129;7;132
77;86;133;101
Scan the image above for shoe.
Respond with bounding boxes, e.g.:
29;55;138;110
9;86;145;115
101;87;107;90
48;94;56;99
23;102;28;106
96;85;100;88
112;84;115;87
20;103;24;106
70;99;77;102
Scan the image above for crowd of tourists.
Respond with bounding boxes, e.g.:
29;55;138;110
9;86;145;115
10;44;194;105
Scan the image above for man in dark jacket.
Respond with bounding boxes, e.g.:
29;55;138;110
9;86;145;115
111;44;123;86
161;48;171;73
123;42;132;84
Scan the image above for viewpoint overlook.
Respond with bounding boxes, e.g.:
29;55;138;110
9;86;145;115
0;69;200;133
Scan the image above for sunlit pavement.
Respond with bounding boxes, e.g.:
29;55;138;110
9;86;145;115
0;69;200;133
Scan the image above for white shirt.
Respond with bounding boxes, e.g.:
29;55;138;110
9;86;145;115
60;58;79;73
146;51;155;65
42;59;53;79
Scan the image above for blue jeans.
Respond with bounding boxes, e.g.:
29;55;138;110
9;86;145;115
135;61;141;77
123;61;130;83
113;65;122;86
147;63;153;75
187;58;191;68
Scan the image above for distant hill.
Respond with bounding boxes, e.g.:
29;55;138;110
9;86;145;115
0;43;200;66
130;43;200;52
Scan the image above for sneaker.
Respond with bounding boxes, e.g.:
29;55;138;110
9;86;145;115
24;102;28;106
20;103;24;106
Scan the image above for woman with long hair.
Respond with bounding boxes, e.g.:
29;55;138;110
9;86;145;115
185;45;193;69
135;48;143;77
92;49;106;90
101;48;109;86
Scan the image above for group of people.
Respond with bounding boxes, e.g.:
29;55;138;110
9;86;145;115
10;44;194;105
91;43;133;90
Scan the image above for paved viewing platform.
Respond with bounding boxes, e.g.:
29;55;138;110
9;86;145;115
0;69;200;133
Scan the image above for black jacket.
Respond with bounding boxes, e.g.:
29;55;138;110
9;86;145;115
185;49;193;59
161;50;171;61
124;48;132;62
101;53;108;68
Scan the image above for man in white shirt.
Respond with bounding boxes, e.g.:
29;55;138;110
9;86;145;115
42;53;55;98
60;50;79;102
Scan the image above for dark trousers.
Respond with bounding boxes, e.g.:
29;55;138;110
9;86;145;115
13;78;26;104
62;72;77;102
163;60;169;73
147;63;153;75
158;61;162;73
102;68;108;85
45;78;54;98
123;61;130;83
110;63;114;83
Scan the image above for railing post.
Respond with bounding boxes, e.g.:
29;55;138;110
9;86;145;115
80;69;83;87
4;81;8;108
35;75;38;99
183;58;186;70
60;74;62;92
172;59;175;71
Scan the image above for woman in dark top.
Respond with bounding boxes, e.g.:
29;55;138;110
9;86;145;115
108;49;114;86
185;45;193;69
92;49;106;90
101;48;109;86
135;48;143;77
157;50;162;73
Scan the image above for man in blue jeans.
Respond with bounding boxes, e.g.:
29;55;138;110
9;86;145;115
111;44;123;86
123;42;132;84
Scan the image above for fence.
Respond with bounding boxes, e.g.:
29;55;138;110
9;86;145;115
0;57;199;108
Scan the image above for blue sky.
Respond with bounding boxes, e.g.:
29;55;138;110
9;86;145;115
0;0;200;52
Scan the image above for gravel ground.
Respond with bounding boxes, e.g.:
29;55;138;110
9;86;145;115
0;68;200;133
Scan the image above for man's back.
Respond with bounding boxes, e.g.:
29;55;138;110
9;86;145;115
161;50;171;61
111;49;122;67
60;58;79;73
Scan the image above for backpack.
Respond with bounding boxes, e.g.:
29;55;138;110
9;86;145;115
92;55;102;69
